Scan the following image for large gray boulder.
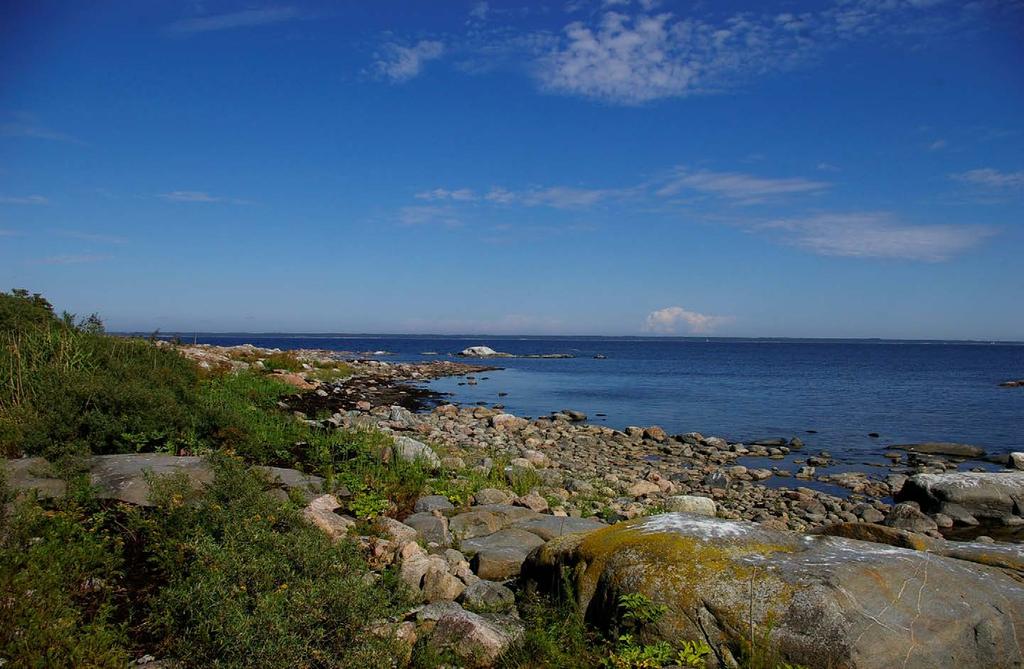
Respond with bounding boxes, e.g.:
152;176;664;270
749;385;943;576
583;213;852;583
461;528;545;580
897;472;1024;525
89;454;213;506
522;512;1024;669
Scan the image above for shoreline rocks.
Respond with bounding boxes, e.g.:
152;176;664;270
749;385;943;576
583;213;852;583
522;513;1024;669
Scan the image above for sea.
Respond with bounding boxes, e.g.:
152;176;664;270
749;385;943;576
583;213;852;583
180;335;1023;481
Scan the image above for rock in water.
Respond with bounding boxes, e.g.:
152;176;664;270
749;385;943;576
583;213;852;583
897;472;1024;525
522;512;1024;669
890;442;986;458
457;346;510;357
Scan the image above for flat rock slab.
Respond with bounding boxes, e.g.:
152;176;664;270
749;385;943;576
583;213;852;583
897;471;1024;521
90;454;213;506
513;515;606;541
470;504;543;527
891;442;986;458
2;457;66;499
523;512;1024;669
461;528;545;580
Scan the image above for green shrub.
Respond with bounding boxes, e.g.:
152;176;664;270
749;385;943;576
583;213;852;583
0;490;129;668
498;592;606;669
0;297;206;459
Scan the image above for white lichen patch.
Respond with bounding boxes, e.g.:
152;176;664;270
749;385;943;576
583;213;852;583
637;512;755;539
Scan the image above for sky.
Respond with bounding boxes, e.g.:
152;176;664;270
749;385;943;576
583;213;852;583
0;0;1022;339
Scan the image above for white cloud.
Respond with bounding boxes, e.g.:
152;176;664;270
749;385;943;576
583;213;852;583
158;190;248;204
950;168;1024;190
927;139;948;150
531;1;988;104
0;195;48;205
816;162;840;172
520;185;620;208
373;40;445;82
397;205;463;228
644;306;733;334
469;2;489;21
415;188;477;201
759;212;993;261
657;168;829;202
166;8;302;34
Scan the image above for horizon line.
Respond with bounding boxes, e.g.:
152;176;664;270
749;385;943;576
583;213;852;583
112;331;1024;345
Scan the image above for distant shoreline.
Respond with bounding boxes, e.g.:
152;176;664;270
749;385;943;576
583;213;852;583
115;332;1024;346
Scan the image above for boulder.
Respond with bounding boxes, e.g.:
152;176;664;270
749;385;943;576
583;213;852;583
514;492;549;513
513;515;606;541
428;606;523;668
897;472;1024;523
449;510;504;540
817;522;1024;579
1010;453;1024;471
404;512;452;547
626;480;661;497
302;494;355;541
89;454;213;506
522;513;1024;669
373;516;418;545
251;465;328;503
457;346;510;358
461;528;545;580
392;436;441;469
460;579;516;612
664;495;717;517
414;495;455;513
473;488;514;506
883;502;938;533
2;457;66;499
422;566;466;602
891;442;985;459
472;504;543;527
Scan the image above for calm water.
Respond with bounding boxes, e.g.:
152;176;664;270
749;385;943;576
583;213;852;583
186;335;1024;464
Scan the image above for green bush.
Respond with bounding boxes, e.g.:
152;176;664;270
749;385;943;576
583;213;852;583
140;455;408;668
0;483;129;668
0;289;206;459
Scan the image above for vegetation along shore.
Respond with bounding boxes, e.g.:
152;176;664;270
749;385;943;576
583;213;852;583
2;289;1023;668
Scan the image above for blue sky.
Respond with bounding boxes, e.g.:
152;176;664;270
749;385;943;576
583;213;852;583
1;0;1022;338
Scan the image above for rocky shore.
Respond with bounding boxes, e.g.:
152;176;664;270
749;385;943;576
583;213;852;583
16;341;1014;667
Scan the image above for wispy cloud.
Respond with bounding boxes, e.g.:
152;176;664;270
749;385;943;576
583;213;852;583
0;120;82;144
157;190;250;204
415;188;477;201
657;168;830;203
927;138;948;151
644;306;734;334
373;40;445;82
526;1;1001;104
758;212;993;261
167;7;302;34
950;168;1024;190
0;195;48;205
30;254;112;265
60;231;128;245
397;205;464;228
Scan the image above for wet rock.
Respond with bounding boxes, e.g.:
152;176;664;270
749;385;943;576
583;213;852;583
523;513;1024;669
891;442;985;459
